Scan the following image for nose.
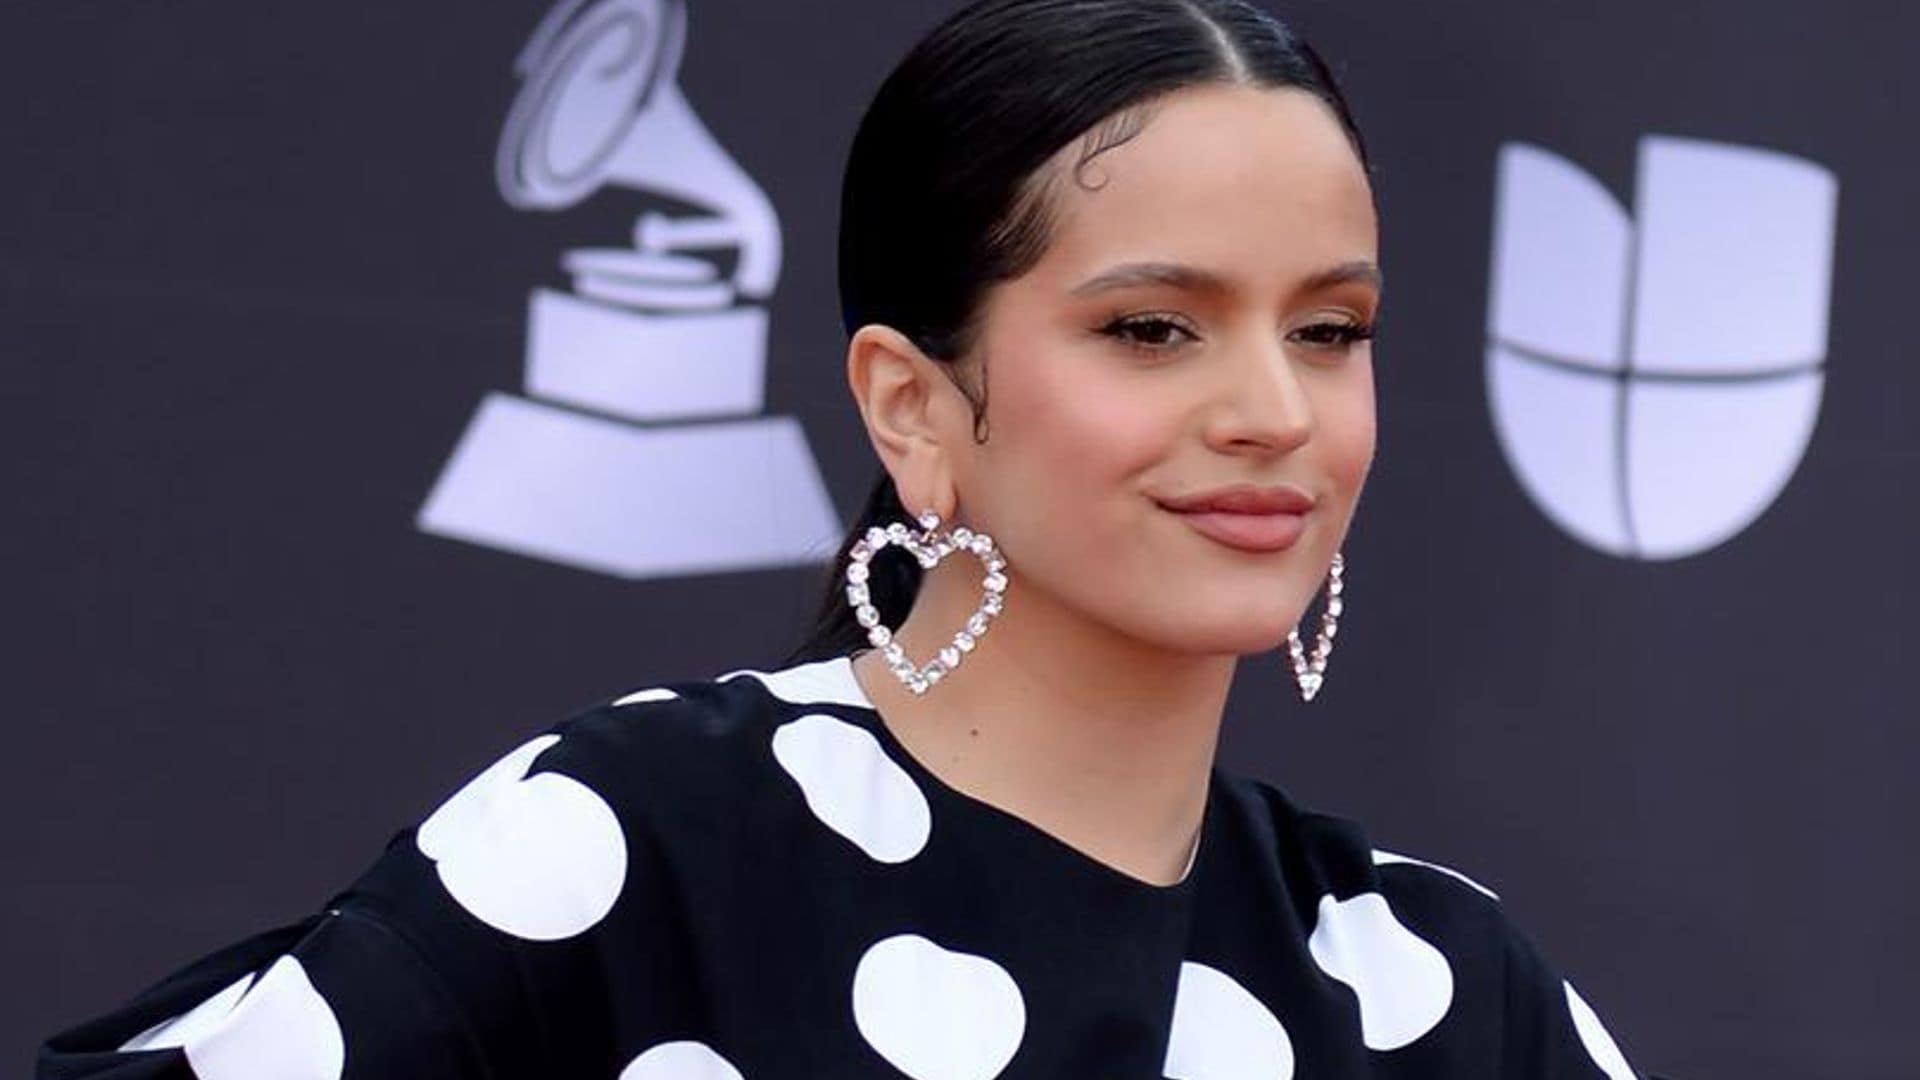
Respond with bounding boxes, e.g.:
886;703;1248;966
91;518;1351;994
1201;332;1314;456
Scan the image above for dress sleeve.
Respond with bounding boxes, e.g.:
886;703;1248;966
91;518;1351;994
35;700;697;1080
1360;839;1655;1080
1497;916;1647;1080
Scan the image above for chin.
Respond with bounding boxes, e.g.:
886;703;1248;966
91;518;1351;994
1142;615;1295;658
1229;622;1298;657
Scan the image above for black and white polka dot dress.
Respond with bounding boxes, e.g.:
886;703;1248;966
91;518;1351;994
38;653;1645;1079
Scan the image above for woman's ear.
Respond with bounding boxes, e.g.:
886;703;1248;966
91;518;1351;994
846;323;962;520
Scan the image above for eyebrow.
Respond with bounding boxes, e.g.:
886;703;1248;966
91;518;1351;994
1067;259;1383;298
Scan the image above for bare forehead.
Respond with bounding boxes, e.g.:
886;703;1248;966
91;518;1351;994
1031;83;1374;270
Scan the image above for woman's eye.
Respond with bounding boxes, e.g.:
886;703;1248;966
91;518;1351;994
1099;314;1195;352
1289;321;1376;350
1098;314;1374;356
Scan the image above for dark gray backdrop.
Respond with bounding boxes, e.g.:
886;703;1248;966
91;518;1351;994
5;2;1914;1076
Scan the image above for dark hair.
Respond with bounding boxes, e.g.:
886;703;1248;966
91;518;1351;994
781;0;1368;666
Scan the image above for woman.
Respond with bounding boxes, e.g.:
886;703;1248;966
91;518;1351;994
38;0;1649;1076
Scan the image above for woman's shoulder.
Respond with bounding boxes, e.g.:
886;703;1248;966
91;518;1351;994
30;656;878;1076
1212;769;1505;917
590;651;867;726
345;654;866;941
1211;771;1644;1078
441;645;871;834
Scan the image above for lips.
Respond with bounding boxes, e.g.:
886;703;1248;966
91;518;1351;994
1154;484;1316;515
1154;484;1316;554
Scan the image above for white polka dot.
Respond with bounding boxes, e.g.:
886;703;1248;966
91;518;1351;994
719;655;872;708
1371;848;1502;900
417;734;627;940
773;713;930;863
1309;892;1454;1050
612;686;680;707
852;933;1025;1080
120;956;344;1080
1565;980;1636;1080
619;1039;746;1079
1162;960;1294;1080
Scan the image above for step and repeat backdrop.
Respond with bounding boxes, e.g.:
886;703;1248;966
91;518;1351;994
5;2;1913;1076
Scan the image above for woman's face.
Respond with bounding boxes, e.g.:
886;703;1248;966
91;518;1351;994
952;82;1379;656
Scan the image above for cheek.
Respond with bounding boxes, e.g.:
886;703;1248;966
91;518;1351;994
986;356;1172;505
1307;365;1376;578
1319;360;1377;497
962;353;1178;593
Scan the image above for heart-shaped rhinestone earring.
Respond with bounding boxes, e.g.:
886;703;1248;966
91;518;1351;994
1286;550;1344;703
846;508;1006;696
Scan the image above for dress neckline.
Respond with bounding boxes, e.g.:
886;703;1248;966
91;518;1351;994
832;651;1209;898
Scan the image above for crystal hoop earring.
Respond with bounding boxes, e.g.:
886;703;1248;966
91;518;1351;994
1286;551;1345;703
846;508;1007;696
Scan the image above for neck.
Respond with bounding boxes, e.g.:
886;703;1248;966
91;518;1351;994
848;558;1233;886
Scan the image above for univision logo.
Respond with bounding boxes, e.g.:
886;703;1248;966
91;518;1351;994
1485;135;1838;560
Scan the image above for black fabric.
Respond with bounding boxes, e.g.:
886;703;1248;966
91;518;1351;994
37;653;1642;1078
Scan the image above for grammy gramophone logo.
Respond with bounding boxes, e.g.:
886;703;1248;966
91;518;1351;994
417;0;840;579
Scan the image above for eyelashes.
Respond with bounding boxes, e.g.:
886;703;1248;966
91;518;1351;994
1097;313;1375;356
1101;313;1197;351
